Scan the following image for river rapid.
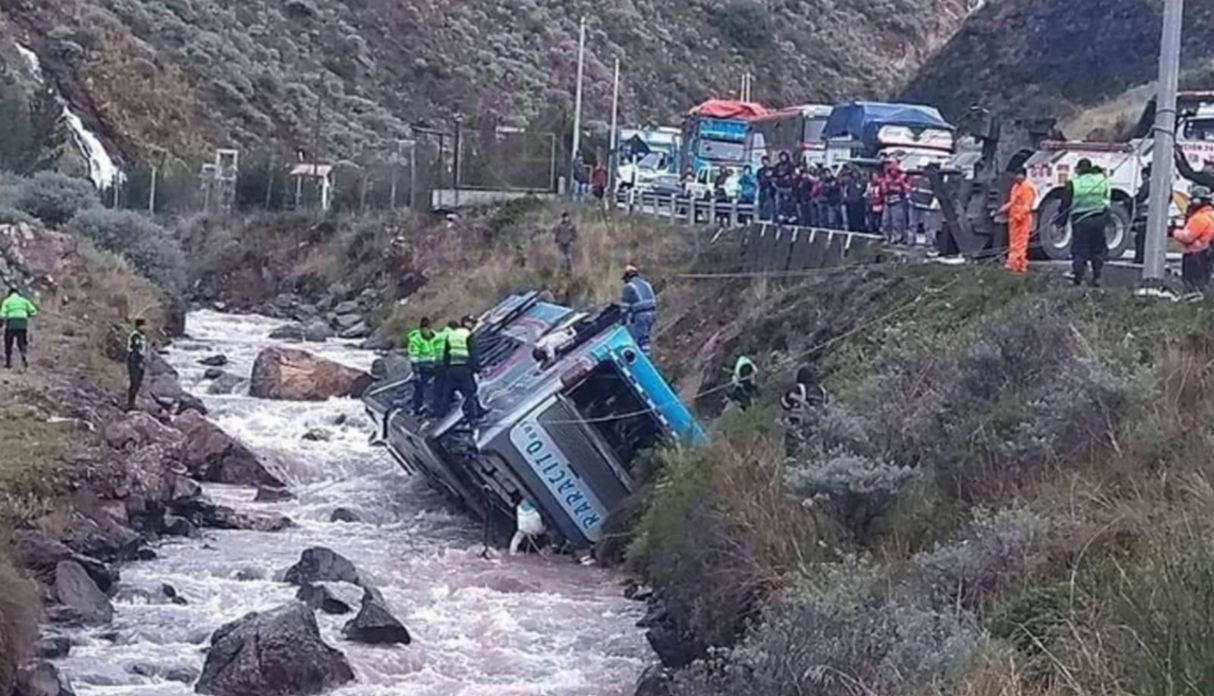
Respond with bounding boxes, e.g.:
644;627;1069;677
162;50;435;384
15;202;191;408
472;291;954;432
54;310;651;696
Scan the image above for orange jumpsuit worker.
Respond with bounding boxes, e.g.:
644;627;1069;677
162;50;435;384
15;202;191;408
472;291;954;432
1000;166;1036;274
1173;186;1214;291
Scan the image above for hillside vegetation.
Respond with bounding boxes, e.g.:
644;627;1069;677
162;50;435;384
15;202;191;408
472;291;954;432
0;0;973;164
619;261;1214;695
903;0;1214;128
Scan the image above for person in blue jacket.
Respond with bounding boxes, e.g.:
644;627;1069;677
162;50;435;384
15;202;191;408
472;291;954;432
619;265;657;353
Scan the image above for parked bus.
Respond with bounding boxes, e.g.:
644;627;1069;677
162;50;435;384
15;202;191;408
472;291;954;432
679;99;768;176
748;104;834;168
363;291;707;551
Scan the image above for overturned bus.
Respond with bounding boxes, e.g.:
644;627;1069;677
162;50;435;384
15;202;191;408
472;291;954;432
363;291;707;551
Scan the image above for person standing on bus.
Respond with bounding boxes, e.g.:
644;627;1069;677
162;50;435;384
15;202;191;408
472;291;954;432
440;317;482;422
1061;159;1112;287
407;317;438;416
999;167;1036;274
620;265;657;353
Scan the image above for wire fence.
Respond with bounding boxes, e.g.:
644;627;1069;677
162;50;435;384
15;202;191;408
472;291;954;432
97;126;563;217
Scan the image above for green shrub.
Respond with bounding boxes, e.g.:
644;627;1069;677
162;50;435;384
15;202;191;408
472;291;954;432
68;208;187;291
710;0;773;51
12;171;99;227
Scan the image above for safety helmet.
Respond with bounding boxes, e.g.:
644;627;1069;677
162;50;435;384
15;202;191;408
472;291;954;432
622;264;640;280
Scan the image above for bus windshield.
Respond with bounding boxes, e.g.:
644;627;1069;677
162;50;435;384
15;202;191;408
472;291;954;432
803;117;828;145
696;139;747;162
564;362;662;470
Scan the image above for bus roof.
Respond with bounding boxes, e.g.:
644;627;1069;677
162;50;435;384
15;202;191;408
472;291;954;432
751;104;833;122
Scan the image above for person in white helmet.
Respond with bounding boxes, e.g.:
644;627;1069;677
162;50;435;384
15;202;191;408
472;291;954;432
619;265;657;353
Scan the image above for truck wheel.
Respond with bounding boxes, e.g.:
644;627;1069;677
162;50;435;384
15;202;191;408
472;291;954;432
1034;196;1071;260
1104;202;1133;261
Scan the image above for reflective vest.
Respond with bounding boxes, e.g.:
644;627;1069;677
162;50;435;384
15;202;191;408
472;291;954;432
1175;205;1214;253
0;293;36;320
1070;173;1111;218
623;277;656;314
445;327;471;364
731;355;758;387
407;329;437;364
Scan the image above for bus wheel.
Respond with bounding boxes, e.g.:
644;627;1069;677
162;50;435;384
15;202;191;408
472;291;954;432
1033;196;1071;260
1104;201;1133;261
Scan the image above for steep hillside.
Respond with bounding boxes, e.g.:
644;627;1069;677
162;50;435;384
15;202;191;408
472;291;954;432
902;0;1214;128
0;0;973;165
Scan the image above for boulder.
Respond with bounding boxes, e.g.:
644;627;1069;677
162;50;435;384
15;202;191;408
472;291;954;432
254;486;295;503
302;428;332;442
358;335;395;351
296;584;352;615
333;300;360;315
333;313;362;331
203;367;225;380
302;320;333;343
103;412;184;452
329;508;361;524
341;588;411;645
207;373;244;395
645;624;690;670
282;547;362;587
188;504;294;532
249;347;373;401
13;530;118;593
172;411;282;487
148;374;208;416
61;514;145;564
199;355;229;367
35;636;72;659
634;666;675;696
370;353;411;381
337;321;372;340
54;561;114;625
268;324;305;342
14;661;76;696
162;513;198;537
195;603;354;696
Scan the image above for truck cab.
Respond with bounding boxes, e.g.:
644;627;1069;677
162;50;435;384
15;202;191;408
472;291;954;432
364;292;706;551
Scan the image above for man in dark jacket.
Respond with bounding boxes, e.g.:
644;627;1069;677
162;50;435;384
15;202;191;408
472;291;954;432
126;318;148;411
773;152;795;222
757;156;776;222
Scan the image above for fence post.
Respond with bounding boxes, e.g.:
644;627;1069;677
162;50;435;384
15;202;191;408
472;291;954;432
730;199;739;228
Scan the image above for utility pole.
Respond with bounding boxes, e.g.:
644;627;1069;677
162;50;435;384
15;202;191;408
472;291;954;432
390;140;401;211
409;137;418;212
568;16;587;199
148;166;158;213
264;152;276;209
1144;0;1185;282
607;57;621;203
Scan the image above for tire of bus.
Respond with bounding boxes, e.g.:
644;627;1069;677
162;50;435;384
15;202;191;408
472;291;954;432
1032;196;1132;261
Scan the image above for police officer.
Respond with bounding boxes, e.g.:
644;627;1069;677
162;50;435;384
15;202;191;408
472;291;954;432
406;317;438;416
1062;159;1112;287
439;317;482;422
620;265;657;353
1;285;37;370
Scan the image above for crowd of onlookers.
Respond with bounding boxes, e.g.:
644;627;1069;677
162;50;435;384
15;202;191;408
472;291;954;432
680;152;933;245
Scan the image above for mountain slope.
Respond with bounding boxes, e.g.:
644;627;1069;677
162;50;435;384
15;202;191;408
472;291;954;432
0;0;973;165
902;0;1214;127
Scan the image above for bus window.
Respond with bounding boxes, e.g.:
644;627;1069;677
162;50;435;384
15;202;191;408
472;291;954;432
803;117;829;146
566;362;662;470
697;139;747;162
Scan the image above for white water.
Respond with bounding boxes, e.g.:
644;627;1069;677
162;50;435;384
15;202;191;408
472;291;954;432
54;310;650;695
13;41;124;190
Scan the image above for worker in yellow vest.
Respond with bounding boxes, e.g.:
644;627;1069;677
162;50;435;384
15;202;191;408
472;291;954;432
406;317;438;416
438;316;483;422
2;285;37;370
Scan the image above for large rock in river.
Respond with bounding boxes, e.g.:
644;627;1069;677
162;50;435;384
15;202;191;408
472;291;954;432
53;561;114;625
249;347;372;401
171;411;283;487
12;530;118;593
282;547;363;587
195;603;354;696
341;588;411;645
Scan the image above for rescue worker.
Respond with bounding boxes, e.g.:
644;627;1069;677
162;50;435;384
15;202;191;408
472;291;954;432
726;355;759;411
406;317;438;416
780;365;828;457
126;318;148;411
1061;159;1111;287
999;166;1036;274
1173;186;1214;292
509;495;546;556
552;212;579;274
439;318;482;422
619;265;657;354
2;285;37;370
427;320;452;416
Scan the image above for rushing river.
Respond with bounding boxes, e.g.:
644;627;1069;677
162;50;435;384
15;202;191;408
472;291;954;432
55;310;650;696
